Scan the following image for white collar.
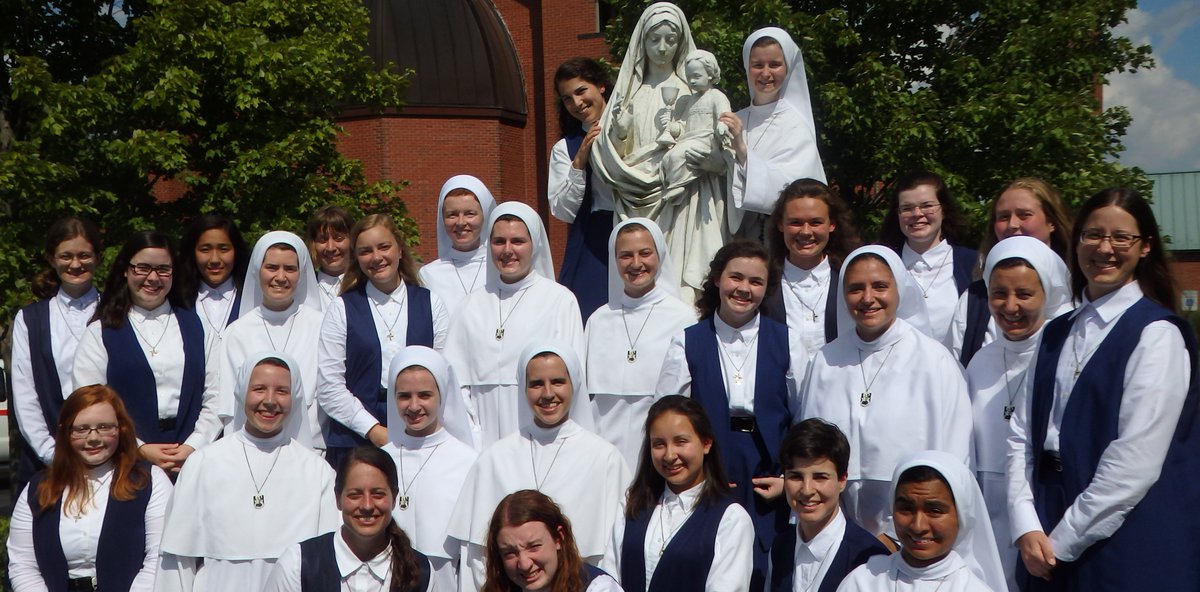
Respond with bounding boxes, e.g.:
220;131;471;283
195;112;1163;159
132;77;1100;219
394;426;452;450
86;461;116;482
334;529;392;581
199;278;236;300
660;480;704;513
797;507;845;559
893;549;969;582
850;317;908;352
902;239;951;265
57;286;99;309
236;426;292;451
130;302;173;321
525;419;581;444
783;257;831;283
447;244;487;263
259;300;300;323
714;312;760;342
618;285;669;309
1074;281;1144;325
366;279;407;304
496;271;540;294
999;324;1044;354
317;271;342;285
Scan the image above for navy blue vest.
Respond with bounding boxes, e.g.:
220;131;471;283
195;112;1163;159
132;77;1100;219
959;278;990;367
1025;298;1200;591
620;495;734;592
769;518;888;592
299;531;432;592
16;300;62;485
557;133;612;323
325;284;434;449
28;465;153;592
684;315;792;556
761;262;840;344
101;308;205;444
950;245;977;295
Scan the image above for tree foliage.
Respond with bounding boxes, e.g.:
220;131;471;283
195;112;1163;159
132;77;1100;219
0;0;410;320
604;0;1154;239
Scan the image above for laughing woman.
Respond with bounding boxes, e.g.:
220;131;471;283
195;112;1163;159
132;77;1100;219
1006;188;1200;591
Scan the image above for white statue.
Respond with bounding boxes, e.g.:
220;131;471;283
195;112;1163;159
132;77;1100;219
659;49;733;204
594;2;735;300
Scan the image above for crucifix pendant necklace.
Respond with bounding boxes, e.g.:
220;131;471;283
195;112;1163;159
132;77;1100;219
398;443;441;510
261;315;297;351
620;302;657;363
530;436;567;490
912;247;953;298
130;311;172;357
856;344;898;407
1070;325;1097;381
1001;349;1028;421
242;442;282;509
788;276;825;323
370;290;406;341
717;332;758;385
495;286;531;340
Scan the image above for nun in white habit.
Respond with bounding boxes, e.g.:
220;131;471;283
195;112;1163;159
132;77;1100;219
219;231;325;449
724;28;826;218
443;201;585;446
584;217;696;470
801;245;969;538
418;175;498;314
964;237;1070;591
837;451;1004;592
448;342;629;592
155;351;339;592
381;345;479;592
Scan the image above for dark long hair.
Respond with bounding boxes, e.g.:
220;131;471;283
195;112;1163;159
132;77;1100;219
696;240;776;319
37;385;149;516
175;214;250;305
766;178;860;276
625;396;732;518
335;446;423;592
94;231;182;329
1069;187;1175;310
979;177;1073;261
32;216;104;300
482;490;585;592
553;57;612;138
878;170;971;251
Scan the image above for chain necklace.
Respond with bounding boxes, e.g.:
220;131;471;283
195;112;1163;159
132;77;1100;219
198;289;235;333
748;110;779;152
910;245;953;298
452;259;484;296
788;273;826;323
893;572;950;592
317;277;340;303
370;289;407;341
130;311;172;357
495;287;531;340
1000;348;1029;421
1069;318;1100;380
529;435;567;490
55;296;88;343
655;497;691;555
716;332;759;385
261;314;297;352
69;470;115;521
242;441;283;509
397;443;441;510
856;344;898;407
620;302;657;362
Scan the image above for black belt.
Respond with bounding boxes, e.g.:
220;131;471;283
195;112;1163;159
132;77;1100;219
1039;451;1063;474
730;415;757;433
67;577;96;592
158;417;177;431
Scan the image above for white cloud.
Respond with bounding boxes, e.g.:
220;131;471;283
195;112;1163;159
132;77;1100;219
1106;7;1200;173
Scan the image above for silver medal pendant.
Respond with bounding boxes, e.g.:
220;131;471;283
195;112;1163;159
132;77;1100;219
399;495;410;510
627;349;637;363
495;327;505;340
1003;405;1015;420
253;494;265;509
860;391;871;407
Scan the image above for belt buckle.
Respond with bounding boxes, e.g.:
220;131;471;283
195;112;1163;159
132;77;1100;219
730;415;756;433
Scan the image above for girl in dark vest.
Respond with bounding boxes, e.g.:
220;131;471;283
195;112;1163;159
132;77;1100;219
175;214;250;351
72;231;222;473
656;240;797;592
10;217;103;495
316;214;449;468
602;395;753;591
878;170;978;344
1007;187;1200;592
265;445;433;592
949;178;1073;366
549;57;615;322
7;385;172;592
761;178;861;365
483;490;621;592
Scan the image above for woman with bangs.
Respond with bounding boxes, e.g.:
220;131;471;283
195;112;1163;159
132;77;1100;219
306;205;355;310
949;178;1073;366
317;213;450;467
7;385;173;592
175;214;250;354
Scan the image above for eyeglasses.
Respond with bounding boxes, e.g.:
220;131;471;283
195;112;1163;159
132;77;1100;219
1079;230;1142;250
129;263;174;277
55;252;96;264
898;202;941;216
69;423;119;439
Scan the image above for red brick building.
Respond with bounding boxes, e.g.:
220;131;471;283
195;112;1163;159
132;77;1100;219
339;0;613;266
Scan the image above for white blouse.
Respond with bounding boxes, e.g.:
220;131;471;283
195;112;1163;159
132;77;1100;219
901;241;959;344
548;136;616;223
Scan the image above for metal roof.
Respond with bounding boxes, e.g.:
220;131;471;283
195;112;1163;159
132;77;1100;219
1148;171;1200;251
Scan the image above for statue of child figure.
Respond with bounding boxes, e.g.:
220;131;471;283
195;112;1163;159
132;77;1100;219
658;49;733;203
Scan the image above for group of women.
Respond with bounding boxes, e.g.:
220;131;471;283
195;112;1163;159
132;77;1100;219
5;10;1197;592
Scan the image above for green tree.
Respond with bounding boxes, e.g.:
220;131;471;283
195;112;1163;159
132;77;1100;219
0;0;409;319
605;0;1153;239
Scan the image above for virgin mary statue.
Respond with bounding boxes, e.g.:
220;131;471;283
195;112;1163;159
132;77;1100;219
593;2;736;300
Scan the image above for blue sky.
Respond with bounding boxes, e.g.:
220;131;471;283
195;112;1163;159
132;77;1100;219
1107;0;1200;173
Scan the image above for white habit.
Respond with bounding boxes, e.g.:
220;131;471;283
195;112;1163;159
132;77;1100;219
418;175;498;315
836;552;994;592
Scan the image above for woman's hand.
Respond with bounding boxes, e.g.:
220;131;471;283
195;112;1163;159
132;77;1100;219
719;112;747;165
571;126;602;171
751;476;784;501
367;424;389;446
139;443;178;472
1017;531;1057;580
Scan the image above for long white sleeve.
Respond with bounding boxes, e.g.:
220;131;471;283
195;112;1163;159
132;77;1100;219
317;298;381;438
1005;348;1042;544
71;321;109;392
10;313;56;464
654;333;691;396
8;485;50;592
182;351;223;450
548;139;587;224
